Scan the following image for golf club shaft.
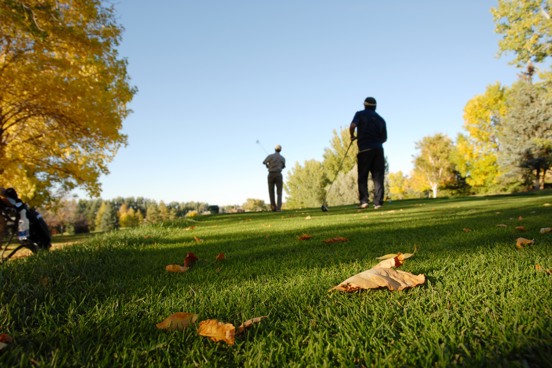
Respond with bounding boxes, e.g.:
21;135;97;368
323;139;354;204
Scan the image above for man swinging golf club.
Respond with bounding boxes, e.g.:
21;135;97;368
349;97;387;209
262;144;286;212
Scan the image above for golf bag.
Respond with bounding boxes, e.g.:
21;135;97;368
0;193;51;260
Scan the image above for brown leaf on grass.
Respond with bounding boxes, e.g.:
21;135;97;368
0;333;13;344
330;253;425;292
184;252;199;267
165;264;190;273
298;234;312;240
323;236;348;244
236;316;268;335
215;252;225;261
496;224;508;228
515;226;527;232
194;236;203;243
156;312;198;331
463;228;472;232
518;216;523;221
185;226;196;231
535;264;552;275
516;237;535;249
198;319;235;345
540;227;552;234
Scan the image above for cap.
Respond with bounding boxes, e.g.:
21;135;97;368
275;144;282;152
364;97;377;107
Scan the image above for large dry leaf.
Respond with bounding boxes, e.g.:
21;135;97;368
330;253;424;292
198;319;235;345
215;252;225;261
540;227;552;234
535;264;552;275
236;316;268;335
156;312;198;331
331;268;425;292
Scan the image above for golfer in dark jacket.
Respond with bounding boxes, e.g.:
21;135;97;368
349;97;387;209
263;145;286;211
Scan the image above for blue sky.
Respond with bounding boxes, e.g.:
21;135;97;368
93;0;519;206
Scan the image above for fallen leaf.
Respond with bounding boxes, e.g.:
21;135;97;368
0;333;12;344
194;236;203;243
298;234;312;240
305;216;312;220
496;224;508;228
323;237;348;244
331;253;424;292
215;252;225;261
156;312;198;331
166;264;190;273
184;252;199;267
516;237;535;249
518;216;523;221
463;228;472;232
198;319;235;345
540;227;552;234
515;226;527;232
236;316;268;335
185;226;196;231
535;264;552;275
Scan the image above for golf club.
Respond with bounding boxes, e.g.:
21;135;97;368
256;139;268;155
321;139;355;212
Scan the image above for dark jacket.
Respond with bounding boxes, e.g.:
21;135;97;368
351;109;387;151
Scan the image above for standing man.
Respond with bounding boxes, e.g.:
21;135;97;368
349;97;387;209
263;145;286;211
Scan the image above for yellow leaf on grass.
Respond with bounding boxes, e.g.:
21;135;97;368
496;224;508;228
156;312;198;331
236;316;268;335
463;228;472;232
535;264;552;275
165;264;190;273
198;319;235;345
516;237;535;249
540;227;552;234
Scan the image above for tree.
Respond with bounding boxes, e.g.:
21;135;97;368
242;198;267;212
388;171;410;200
498;78;552;189
95;201;117;232
145;203;160;224
492;0;552;67
454;83;508;192
285;160;326;209
325;166;358;206
0;0;136;205
412;134;455;198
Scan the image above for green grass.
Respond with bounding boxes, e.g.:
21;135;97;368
1;192;551;367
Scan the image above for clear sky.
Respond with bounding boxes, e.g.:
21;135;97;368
92;0;519;206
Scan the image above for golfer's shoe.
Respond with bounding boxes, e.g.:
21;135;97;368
358;203;369;209
374;205;383;210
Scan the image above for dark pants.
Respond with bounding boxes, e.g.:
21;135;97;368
357;148;385;206
267;172;283;211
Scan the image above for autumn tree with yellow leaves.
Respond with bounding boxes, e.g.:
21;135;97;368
0;0;136;206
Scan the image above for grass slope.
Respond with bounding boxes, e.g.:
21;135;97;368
1;193;551;367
